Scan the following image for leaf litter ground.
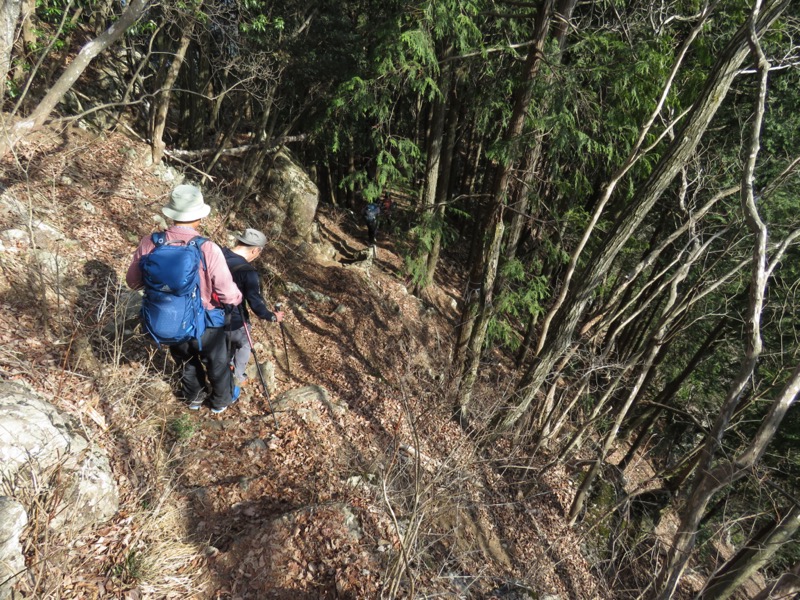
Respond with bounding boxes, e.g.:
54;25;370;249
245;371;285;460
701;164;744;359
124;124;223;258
1;128;612;599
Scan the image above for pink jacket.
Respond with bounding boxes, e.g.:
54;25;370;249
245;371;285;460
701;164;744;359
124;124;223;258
126;225;242;309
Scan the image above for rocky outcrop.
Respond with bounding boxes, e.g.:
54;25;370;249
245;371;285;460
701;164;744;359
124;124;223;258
263;150;319;244
272;384;347;425
0;380;119;539
0;497;27;600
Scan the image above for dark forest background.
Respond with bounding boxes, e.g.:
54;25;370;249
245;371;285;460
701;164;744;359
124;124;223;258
1;0;799;597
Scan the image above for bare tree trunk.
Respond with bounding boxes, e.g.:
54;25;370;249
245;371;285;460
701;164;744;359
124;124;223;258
618;315;728;471
751;560;800;600
0;0;22;96
569;243;696;523
454;0;555;419
700;505;800;600
493;0;789;433
655;13;794;594
422;78;459;289
413;48;453;291
151;24;193;165
0;0;150;157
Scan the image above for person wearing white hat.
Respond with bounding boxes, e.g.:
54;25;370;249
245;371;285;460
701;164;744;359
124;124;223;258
223;228;284;392
126;185;243;414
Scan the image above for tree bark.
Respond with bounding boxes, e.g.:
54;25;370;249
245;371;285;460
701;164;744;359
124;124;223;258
454;0;555;418
151;24;193;165
751;560;800;600
413;47;453;291
700;505;800;600
0;0;22;96
422;77;459;289
0;0;150;157
569;239;696;523
655;14;793;594
618;314;728;471
492;0;789;433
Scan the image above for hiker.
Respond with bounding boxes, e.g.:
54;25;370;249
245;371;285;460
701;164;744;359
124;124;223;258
223;228;284;392
362;200;381;245
126;184;243;414
380;192;393;226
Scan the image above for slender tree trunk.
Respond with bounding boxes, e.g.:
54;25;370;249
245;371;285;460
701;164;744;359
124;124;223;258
700;505;800;600
493;0;789;433
569;249;695;523
751;560;800;600
655;15;793;594
413;48;453;290
206;113;242;175
454;0;555;419
618;315;728;470
423;78;460;288
0;0;22;94
151;24;193;165
0;0;150;157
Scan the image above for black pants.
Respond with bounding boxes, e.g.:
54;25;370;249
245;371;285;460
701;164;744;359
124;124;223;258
169;326;233;410
366;218;378;245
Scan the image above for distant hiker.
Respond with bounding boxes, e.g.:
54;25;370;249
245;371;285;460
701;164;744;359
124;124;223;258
380;192;393;226
126;185;243;414
223;228;284;393
362;201;381;245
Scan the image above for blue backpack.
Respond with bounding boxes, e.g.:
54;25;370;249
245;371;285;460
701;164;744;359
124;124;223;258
140;233;208;347
363;203;380;223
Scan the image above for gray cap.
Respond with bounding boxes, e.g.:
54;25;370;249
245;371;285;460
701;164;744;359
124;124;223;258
236;228;267;248
162;185;211;221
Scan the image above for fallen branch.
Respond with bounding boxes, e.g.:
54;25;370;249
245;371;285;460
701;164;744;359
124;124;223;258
167;134;307;159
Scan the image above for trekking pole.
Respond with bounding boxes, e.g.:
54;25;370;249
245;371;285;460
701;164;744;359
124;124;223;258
241;317;279;428
275;302;291;376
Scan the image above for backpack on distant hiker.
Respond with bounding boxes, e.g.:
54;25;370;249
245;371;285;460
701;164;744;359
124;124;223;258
139;232;211;347
363;203;380;223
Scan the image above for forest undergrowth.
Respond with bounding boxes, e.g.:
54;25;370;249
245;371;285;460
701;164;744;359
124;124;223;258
0;125;763;600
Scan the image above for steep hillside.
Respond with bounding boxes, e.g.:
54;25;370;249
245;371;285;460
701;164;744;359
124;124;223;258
1;127;606;599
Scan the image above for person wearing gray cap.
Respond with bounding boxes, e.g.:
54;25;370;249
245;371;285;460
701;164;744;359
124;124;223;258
223;228;285;392
126;185;243;414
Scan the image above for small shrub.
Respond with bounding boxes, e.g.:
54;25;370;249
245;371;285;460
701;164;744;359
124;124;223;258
169;414;195;441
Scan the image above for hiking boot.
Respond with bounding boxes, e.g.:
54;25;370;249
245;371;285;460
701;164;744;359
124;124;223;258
211;397;238;415
188;396;204;410
211;389;239;414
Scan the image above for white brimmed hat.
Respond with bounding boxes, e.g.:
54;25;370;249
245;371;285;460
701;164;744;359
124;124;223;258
162;185;211;221
236;228;267;248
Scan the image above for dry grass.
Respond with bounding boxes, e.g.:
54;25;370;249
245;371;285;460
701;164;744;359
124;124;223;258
0;201;212;597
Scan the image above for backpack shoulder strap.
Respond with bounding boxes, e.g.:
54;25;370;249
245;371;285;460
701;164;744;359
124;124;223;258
188;236;208;271
151;232;167;246
231;262;256;274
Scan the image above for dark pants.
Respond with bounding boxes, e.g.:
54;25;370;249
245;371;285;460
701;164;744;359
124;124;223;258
169;326;233;410
366;218;378;245
227;326;251;385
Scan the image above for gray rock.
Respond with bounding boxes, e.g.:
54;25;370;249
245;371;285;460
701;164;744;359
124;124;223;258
152;163;184;185
243;438;267;451
101;289;142;339
0;382;119;534
32;248;70;278
0;228;26;242
245;359;275;395
264;151;319;244
78;200;97;214
272;385;347;424
0;497;27;600
284;281;332;304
